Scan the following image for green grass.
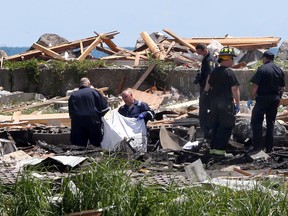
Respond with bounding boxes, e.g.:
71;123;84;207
0;157;288;215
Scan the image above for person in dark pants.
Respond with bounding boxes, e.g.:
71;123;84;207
247;50;285;153
118;88;155;124
195;43;218;139
207;47;240;155
68;77;109;147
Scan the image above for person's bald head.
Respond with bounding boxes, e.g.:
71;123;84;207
122;89;134;106
80;77;91;87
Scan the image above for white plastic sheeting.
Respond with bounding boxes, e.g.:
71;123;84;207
101;110;147;152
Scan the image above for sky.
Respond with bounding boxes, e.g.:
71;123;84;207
1;0;287;48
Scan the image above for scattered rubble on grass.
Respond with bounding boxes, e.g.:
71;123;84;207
1;86;288;189
1;30;288;214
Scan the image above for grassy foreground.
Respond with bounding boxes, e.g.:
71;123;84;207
0;157;287;216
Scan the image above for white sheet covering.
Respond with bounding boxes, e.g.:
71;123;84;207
101;110;147;152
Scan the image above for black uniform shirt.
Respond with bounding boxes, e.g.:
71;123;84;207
208;66;240;100
251;62;285;96
68;86;109;120
199;51;218;87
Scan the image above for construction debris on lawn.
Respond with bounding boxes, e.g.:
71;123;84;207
1;86;288;188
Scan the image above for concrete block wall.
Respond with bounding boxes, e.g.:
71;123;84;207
0;67;287;100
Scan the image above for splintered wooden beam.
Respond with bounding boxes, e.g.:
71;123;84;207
134;52;140;67
100;36;123;52
32;43;65;60
77;35;102;61
80;41;84;54
140;32;165;60
5;36;99;61
95;46;116;55
163;28;196;52
132;63;156;89
5;31;120;62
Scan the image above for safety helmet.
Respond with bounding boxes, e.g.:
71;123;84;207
219;47;237;57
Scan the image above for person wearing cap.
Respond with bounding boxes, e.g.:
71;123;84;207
206;47;240;155
247;50;285;153
68;77;109;147
118;88;155;124
195;43;218;139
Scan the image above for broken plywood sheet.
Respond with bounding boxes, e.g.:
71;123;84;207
131;89;167;110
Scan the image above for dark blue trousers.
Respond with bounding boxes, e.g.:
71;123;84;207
199;89;210;138
251;95;280;152
70;116;103;147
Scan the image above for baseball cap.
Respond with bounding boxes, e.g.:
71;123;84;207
262;50;274;59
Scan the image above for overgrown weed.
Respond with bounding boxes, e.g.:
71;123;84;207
0;157;288;215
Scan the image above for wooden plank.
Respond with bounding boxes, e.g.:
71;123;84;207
95;45;116;55
163;28;196;52
77;35;102;61
4;36;98;61
100;55;132;60
183;36;281;45
140;32;165;60
0;121;30;127
0;57;3;68
1;96;69;113
233;167;253;176
125;50;148;60
132;63;156;89
4;31;119;61
165;41;175;56
101;36;123;52
0;113;70;127
176;36;281;50
115;73;126;95
133;52;140;67
80;40;84;54
12;111;21;123
32;43;65;60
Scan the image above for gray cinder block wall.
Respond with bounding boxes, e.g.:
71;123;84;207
0;68;287;100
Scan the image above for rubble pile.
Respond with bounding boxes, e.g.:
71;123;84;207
0;29;288;214
1;87;288;187
0;28;283;70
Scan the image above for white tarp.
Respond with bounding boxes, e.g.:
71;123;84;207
101;110;147;152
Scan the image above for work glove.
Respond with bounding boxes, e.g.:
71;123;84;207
247;99;253;109
137;114;144;121
235;104;240;114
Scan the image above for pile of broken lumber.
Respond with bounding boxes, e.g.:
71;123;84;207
2;29;281;69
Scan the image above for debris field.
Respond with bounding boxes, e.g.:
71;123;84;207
1;28;288;215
